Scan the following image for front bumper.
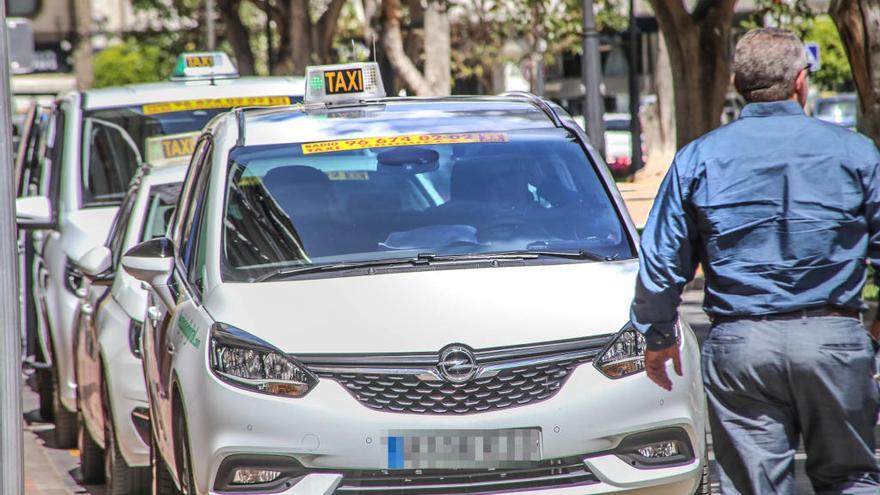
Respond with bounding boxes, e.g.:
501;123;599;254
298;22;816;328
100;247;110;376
184;332;706;495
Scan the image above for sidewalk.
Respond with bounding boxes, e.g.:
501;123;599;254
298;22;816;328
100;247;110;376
617;178;663;229
22;375;85;495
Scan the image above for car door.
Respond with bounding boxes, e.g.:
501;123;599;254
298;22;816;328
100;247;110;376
143;137;212;469
76;190;137;439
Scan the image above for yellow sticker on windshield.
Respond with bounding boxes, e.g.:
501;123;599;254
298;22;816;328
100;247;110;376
301;132;509;155
142;96;291;115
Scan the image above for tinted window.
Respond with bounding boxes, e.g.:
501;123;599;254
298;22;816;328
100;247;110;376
222;128;632;281
81;106;227;206
141;182;182;242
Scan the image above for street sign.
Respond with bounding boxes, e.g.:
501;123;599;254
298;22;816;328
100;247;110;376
805;42;821;72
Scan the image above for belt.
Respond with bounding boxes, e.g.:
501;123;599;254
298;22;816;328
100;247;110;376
711;305;860;325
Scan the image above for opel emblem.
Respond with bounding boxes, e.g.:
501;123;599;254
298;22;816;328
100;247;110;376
438;345;478;383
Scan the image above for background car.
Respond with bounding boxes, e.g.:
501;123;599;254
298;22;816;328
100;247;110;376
73;161;187;493
14;51;305;448
812;93;858;129
123;63;708;495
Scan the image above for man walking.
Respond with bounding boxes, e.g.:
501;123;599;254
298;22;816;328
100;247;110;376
632;27;880;494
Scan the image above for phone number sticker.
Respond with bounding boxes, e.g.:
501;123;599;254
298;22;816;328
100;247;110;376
142;96;291;115
301;132;509;155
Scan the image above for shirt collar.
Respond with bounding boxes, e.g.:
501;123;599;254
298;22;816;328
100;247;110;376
740;100;805;118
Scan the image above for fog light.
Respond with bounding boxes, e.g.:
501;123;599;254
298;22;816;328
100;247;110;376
232;468;282;485
614;427;695;469
637;440;680;459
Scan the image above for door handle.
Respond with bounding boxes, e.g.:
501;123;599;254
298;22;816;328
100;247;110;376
147;306;162;327
166;342;176;355
80;302;93;317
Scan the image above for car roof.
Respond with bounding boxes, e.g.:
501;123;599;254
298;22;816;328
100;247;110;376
79;76;305;110
235;97;560;147
140;163;188;187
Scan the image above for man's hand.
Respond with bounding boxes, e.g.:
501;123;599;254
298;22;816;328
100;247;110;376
645;346;683;391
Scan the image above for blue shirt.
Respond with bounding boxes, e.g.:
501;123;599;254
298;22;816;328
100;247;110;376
631;100;880;350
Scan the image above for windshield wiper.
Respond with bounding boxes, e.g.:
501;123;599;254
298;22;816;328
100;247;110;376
253;250;613;283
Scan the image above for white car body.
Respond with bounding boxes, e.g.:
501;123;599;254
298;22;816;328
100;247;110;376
18;74;305;430
75;164;187;472
128;93;707;495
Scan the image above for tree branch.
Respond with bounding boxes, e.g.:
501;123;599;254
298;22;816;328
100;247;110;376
317;0;347;61
381;0;432;95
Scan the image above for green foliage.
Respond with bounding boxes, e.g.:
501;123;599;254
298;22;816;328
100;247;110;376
93;40;172;88
804;16;852;91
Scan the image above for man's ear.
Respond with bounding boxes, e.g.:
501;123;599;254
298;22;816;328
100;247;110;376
795;69;809;107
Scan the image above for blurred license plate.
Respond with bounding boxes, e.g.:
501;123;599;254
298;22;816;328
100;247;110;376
385;428;542;469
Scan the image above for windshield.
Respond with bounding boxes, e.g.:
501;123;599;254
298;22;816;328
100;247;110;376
222;128;633;281
81;106;228;206
141;182;182;241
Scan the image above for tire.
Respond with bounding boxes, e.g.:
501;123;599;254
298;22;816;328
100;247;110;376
35;345;53;421
174;410;196;495
151;430;180;495
77;410;105;483
693;455;711;495
52;370;77;448
103;379;150;494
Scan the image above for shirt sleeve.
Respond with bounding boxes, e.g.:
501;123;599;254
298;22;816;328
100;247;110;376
630;159;700;351
862;144;880;288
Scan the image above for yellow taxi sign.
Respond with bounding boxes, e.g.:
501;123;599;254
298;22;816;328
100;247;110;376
301;132;509;155
142;96;291;115
305;62;385;107
171;51;238;80
145;131;200;167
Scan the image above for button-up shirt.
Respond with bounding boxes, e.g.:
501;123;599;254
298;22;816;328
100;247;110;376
631;100;880;350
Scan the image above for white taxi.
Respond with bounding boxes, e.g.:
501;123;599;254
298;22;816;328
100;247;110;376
123;63;708;495
14;52;304;449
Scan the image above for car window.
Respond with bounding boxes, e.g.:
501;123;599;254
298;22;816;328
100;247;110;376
176;140;212;291
44;104;67;206
173;138;210;249
222;127;633;281
140;182;183;243
108;190;138;268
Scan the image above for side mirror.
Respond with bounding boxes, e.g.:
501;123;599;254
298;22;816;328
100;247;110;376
16;196;53;229
121;238;174;287
78;246;114;286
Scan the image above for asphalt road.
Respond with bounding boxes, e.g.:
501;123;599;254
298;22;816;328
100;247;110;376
21;288;879;494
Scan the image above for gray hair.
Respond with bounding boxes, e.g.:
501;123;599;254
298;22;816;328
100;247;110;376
733;28;808;103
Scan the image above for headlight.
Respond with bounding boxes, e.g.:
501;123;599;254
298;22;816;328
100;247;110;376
594;324;647;378
209;323;318;398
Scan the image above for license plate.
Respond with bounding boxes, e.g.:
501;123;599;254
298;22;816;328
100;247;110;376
384;428;542;469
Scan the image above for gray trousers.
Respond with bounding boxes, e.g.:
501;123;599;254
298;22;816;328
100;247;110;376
702;316;880;495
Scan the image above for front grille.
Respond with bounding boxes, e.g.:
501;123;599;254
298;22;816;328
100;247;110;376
301;335;612;415
334;457;598;494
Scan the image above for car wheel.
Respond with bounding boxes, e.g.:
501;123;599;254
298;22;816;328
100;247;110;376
174;410;196;495
77;409;105;483
693;456;711;495
52;370;77;448
103;379;150;494
35;346;53;421
151;429;180;495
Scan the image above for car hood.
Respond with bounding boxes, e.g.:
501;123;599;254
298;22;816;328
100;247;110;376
205;260;639;354
61;207;118;262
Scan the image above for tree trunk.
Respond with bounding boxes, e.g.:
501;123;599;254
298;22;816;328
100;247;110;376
288;0;314;74
316;0;347;62
638;30;677;180
71;0;94;89
381;0;433;95
217;0;256;75
649;0;736;148
423;0;451;95
830;0;880;147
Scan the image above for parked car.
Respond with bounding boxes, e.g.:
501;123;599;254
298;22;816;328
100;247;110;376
123;62;708;495
14;51;305;449
73;161;188;493
812;93;858;129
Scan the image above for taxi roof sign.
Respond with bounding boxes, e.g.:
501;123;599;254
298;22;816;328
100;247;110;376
171;52;239;81
304;62;385;107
